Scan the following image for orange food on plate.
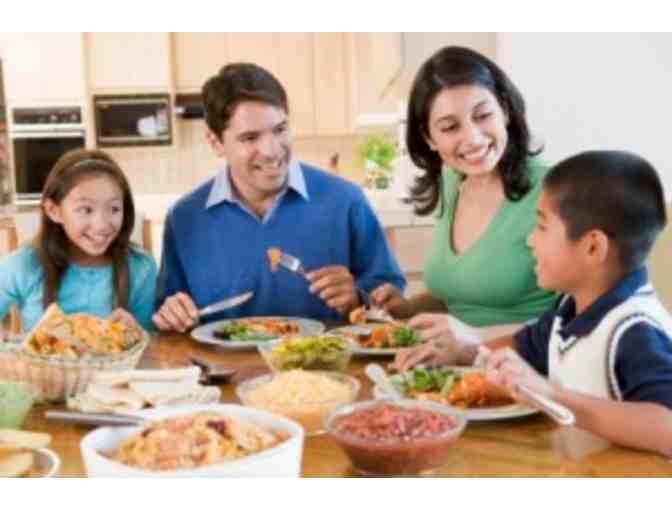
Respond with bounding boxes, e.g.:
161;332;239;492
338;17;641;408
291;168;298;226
411;372;513;408
267;247;281;272
348;306;367;325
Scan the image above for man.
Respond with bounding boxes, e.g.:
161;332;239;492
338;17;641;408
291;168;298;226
154;63;405;332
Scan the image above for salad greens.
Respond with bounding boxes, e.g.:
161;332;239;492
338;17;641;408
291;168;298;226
213;322;275;342
391;327;421;347
398;367;462;396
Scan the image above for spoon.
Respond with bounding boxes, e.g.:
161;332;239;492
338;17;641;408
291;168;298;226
365;363;403;400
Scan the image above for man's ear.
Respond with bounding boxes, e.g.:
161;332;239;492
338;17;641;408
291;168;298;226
205;129;226;157
43;199;62;224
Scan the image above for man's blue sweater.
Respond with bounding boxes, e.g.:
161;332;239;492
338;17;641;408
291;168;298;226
156;163;406;322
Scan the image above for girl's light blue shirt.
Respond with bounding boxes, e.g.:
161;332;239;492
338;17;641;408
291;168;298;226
0;245;157;332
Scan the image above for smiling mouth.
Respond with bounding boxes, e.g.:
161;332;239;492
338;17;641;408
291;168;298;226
460;144;493;163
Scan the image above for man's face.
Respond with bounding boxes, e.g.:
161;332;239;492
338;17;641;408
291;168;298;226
208;101;291;199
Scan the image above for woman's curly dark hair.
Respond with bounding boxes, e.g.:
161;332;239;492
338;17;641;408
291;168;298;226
407;46;541;215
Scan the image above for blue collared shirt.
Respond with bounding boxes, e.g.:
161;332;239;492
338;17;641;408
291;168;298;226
515;268;672;408
156;161;406;321
206;159;309;224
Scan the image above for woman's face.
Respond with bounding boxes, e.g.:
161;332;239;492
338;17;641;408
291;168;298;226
426;84;509;177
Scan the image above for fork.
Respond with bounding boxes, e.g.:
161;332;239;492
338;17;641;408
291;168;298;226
277;251;375;308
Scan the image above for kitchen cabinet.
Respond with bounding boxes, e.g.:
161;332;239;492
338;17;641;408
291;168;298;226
85;33;172;92
173;33;229;92
350;33;404;120
0;33;85;107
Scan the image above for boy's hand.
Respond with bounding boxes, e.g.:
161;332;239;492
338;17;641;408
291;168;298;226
108;308;140;329
479;346;556;404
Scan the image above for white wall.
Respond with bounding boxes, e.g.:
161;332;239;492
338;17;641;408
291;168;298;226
497;33;672;201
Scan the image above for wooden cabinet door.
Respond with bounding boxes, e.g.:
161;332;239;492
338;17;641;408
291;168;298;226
86;33;171;92
227;33;316;137
173;33;229;92
0;33;85;105
351;33;403;119
313;33;352;136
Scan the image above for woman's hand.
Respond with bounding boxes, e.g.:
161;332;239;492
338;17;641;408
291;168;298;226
479;346;556;403
108;308;141;330
370;284;414;319
407;313;458;344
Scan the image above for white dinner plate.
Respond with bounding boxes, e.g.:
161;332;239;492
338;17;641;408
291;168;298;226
374;366;539;421
191;317;325;351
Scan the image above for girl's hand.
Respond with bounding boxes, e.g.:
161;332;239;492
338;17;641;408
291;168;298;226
108;308;141;329
479;346;556;404
370;284;413;318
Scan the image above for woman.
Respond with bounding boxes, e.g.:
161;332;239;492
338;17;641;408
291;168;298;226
370;46;556;369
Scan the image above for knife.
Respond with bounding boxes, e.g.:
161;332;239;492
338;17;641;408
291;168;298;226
197;291;254;317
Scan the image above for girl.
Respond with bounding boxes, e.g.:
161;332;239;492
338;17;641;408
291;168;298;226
0;148;157;335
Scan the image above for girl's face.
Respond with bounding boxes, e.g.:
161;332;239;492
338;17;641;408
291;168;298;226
426;84;509;178
45;175;124;265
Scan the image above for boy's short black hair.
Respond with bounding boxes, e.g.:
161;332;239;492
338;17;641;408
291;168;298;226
544;150;667;272
202;62;288;140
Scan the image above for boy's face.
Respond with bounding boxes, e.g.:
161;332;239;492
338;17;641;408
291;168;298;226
527;190;585;293
207;101;291;200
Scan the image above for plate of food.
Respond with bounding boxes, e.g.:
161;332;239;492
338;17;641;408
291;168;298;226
374;366;538;421
327;323;422;356
191;317;325;350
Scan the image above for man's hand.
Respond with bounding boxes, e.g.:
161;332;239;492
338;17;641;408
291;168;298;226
408;313;459;344
152;292;199;333
370;283;414;319
306;266;358;315
480;346;556;403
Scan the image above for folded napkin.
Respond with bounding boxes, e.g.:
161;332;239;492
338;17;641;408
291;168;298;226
67;367;221;413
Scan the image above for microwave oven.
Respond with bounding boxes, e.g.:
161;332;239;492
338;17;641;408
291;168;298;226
93;94;172;147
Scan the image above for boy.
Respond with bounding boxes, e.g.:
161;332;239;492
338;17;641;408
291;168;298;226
397;151;672;455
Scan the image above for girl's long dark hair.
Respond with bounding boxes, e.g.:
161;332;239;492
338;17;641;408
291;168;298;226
36;148;136;309
407;46;541;215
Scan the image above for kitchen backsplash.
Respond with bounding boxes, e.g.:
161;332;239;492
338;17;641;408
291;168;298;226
105;120;395;194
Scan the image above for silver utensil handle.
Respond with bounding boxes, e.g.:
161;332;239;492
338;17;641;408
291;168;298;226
518;386;575;426
45;410;144;427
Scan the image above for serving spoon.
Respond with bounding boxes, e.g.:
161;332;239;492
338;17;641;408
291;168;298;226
365;363;403;400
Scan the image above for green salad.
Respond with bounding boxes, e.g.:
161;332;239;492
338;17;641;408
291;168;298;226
266;335;350;371
390;326;421;347
213;322;276;342
395;367;463;397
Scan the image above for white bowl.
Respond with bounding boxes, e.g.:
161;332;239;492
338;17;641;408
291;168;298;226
80;404;304;477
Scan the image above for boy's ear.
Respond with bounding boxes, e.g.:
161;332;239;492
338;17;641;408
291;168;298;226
205;129;226;157
583;230;610;266
43;199;63;224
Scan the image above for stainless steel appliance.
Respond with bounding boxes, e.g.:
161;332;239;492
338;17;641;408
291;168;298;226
10;106;85;204
0;59;11;206
93;94;172;147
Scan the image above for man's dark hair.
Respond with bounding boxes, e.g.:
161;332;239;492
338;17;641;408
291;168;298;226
202;63;288;140
544;150;667;272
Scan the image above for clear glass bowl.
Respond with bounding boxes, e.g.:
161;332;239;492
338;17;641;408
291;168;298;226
0;380;34;428
257;335;353;372
236;371;360;436
324;398;467;476
0;332;150;403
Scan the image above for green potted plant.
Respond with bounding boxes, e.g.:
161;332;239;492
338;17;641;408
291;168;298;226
357;135;397;190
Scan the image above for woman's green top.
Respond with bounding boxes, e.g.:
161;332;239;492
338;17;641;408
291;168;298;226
423;158;556;327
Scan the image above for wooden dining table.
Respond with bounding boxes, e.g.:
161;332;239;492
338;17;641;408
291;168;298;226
22;332;672;477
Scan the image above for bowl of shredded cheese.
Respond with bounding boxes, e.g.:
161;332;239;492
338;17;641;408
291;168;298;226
236;370;360;436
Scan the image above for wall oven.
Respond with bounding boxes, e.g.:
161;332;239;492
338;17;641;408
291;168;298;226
10;107;85;204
